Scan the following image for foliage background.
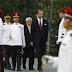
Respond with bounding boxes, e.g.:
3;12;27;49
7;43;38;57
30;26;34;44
0;0;72;56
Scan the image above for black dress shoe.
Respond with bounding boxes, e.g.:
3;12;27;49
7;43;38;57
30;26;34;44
12;67;15;71
29;68;35;70
4;66;7;69
5;66;11;70
38;68;43;71
17;68;21;71
23;66;26;69
7;67;11;70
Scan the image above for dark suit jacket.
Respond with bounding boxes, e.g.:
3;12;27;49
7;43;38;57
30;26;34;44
31;19;49;45
24;25;31;48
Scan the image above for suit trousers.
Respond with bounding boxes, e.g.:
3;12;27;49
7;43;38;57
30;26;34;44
11;46;21;69
35;43;45;69
23;46;34;69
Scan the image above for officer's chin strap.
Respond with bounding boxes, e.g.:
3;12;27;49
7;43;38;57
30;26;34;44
41;55;49;69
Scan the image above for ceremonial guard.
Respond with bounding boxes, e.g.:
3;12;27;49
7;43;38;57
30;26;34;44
23;17;34;70
56;8;66;44
3;14;11;69
57;7;72;72
0;9;4;72
30;9;49;71
10;12;26;71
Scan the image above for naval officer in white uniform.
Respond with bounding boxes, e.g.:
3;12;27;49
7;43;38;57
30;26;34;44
11;12;26;71
3;14;11;69
56;8;66;44
0;9;4;72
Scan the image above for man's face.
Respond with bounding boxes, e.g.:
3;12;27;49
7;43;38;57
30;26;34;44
59;13;64;18
26;19;32;26
13;17;19;23
63;18;70;28
37;11;43;19
4;18;10;23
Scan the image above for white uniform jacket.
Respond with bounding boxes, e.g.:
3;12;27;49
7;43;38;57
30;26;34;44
2;22;11;45
10;23;26;47
0;18;3;45
56;18;66;44
57;30;72;72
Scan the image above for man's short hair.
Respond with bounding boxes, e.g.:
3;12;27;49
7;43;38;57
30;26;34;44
25;17;32;21
37;9;43;14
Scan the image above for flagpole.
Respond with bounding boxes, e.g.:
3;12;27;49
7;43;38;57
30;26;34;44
47;0;53;55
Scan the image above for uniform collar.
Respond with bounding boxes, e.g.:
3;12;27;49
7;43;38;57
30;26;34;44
4;22;10;25
14;22;19;25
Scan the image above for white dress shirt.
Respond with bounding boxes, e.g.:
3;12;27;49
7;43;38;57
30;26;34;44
2;22;11;45
37;18;43;26
10;22;26;47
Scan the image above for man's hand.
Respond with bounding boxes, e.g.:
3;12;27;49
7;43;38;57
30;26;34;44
22;45;24;48
9;34;11;40
30;42;33;46
45;41;48;45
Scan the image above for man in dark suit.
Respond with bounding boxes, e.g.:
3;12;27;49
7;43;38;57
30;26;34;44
23;17;34;70
30;9;48;71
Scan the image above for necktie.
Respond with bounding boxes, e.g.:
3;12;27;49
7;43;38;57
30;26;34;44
40;19;42;30
29;26;31;33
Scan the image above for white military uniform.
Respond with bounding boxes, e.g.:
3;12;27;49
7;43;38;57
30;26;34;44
10;22;26;47
2;22;11;45
57;30;72;72
0;17;4;72
56;18;66;44
0;18;3;45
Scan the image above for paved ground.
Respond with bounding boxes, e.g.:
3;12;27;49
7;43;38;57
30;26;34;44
4;58;57;72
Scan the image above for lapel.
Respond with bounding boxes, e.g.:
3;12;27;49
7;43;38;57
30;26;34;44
42;19;44;27
26;25;31;34
36;19;40;30
26;25;29;33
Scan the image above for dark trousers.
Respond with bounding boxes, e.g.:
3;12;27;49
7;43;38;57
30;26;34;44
23;46;34;69
35;43;45;69
0;45;4;72
3;45;11;68
11;46;21;69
